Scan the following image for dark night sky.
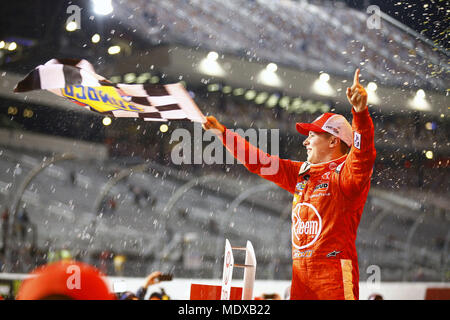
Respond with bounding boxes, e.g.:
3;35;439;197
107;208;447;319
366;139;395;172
338;0;449;50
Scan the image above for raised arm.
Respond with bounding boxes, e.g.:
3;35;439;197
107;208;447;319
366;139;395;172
340;69;377;198
202;116;301;194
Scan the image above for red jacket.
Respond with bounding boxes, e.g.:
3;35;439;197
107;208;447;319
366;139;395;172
219;108;376;299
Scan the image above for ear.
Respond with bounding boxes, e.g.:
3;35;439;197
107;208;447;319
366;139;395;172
328;136;340;149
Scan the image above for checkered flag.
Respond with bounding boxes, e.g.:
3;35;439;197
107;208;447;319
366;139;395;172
14;58;205;123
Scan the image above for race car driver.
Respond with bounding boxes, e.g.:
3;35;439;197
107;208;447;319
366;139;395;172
202;69;376;300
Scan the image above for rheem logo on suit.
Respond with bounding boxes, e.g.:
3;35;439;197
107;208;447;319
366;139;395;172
292;203;322;250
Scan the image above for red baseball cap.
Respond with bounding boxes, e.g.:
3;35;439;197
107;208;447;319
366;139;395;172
296;113;353;147
16;260;116;300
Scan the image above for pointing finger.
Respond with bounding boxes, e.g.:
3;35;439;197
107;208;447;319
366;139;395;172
353;68;360;86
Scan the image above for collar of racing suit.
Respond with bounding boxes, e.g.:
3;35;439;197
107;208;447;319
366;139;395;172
299;154;347;179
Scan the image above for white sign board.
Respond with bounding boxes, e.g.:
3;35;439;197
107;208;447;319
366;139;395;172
220;239;234;300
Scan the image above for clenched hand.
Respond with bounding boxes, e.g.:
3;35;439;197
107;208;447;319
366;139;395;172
202;115;225;134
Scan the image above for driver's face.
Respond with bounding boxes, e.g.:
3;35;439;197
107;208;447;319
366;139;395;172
303;131;332;164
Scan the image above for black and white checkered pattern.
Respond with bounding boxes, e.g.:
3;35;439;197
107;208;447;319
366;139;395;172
14;58;205;123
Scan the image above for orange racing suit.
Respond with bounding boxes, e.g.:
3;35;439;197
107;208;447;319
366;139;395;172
218;108;376;300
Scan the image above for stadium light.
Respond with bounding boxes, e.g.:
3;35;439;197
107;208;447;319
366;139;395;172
108;45;121;55
23;108;34;118
408;88;430;111
207;84;220;92
7;42;17;51
207;51;219;61
290;97;306;113
109;76;121;83
93;0;113;15
0;41;5;49
258;65;282;87
160;124;169;133
425;150;433;160
150;75;160;84
416;89;426;99
266;63;278;73
312;73;335;96
7;106;18;115
66;21;78;32
367;82;377;92
279;96;290;109
265;94;280;108
233;88;245;96
222;85;232;94
136;72;151;84
102;116;112;126
135;72;150;83
255;92;269;104
199;51;225;77
303;100;318;114
244;90;257;100
319;103;331;113
366;81;380;104
319;73;330;82
124;73;136;83
91;33;101;43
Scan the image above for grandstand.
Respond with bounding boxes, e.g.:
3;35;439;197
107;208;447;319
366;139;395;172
112;0;448;90
0;0;448;299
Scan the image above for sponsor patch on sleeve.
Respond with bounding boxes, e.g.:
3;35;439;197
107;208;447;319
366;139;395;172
353;131;361;150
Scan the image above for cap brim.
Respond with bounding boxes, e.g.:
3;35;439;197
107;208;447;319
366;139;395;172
296;123;326;136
